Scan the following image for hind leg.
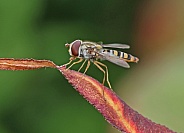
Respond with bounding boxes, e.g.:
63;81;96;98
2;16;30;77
94;61;112;89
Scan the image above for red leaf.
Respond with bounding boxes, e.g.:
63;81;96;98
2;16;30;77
58;66;175;133
0;58;57;70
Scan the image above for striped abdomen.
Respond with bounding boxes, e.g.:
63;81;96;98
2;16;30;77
103;49;139;63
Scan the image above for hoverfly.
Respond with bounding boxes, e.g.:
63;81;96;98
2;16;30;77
65;40;139;88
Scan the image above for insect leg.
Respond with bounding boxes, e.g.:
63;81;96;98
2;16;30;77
64;60;72;67
94;61;112;89
67;58;83;70
78;59;87;72
65;56;79;67
83;60;90;74
93;61;106;86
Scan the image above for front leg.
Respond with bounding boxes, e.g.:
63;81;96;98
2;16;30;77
67;58;83;70
64;56;76;66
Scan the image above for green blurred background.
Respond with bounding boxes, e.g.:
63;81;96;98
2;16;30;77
0;0;184;133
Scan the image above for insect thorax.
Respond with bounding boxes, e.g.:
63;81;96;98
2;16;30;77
78;43;101;61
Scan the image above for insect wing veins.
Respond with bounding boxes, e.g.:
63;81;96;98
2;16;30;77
99;51;130;68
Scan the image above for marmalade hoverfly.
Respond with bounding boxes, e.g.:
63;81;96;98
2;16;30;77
65;40;139;88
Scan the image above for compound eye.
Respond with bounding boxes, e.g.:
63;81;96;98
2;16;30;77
71;40;81;56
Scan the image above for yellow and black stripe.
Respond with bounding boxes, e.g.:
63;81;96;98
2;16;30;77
103;49;139;63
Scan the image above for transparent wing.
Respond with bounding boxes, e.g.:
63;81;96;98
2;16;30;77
102;44;130;49
99;52;130;68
